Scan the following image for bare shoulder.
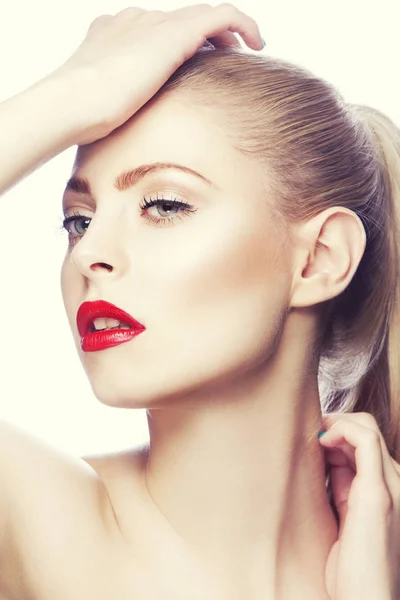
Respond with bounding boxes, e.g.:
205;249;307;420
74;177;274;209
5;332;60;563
0;419;112;513
0;418;146;501
0;420;120;600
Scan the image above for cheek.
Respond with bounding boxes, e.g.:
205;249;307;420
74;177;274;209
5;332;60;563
135;210;291;381
60;256;81;332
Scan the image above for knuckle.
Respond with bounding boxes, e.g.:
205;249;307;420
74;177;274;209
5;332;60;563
115;7;146;18
147;9;164;17
379;488;394;514
147;10;168;23
355;412;380;429
129;10;164;25
363;427;381;445
88;14;113;29
215;2;240;11
365;486;393;514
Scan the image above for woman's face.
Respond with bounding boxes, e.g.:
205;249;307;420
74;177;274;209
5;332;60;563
61;93;293;408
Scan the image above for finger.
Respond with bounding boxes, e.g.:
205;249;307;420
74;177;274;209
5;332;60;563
196;34;242;51
114;7;147;19
169;5;243;49
319;419;392;504
323;445;355;531
207;31;242;49
323;412;396;475
211;3;264;50
87;14;114;33
322;413;400;489
330;461;355;534
323;445;355;469
184;3;264;50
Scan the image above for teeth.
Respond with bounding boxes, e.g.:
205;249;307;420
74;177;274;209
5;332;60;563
91;317;131;332
92;318;108;331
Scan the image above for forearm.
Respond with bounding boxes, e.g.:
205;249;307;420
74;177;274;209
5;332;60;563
0;71;88;196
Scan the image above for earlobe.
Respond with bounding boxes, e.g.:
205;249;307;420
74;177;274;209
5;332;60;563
289;207;366;309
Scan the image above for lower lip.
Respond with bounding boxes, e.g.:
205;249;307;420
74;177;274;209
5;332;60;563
80;328;145;352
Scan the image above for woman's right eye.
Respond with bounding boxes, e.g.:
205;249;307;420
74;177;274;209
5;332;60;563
62;214;91;234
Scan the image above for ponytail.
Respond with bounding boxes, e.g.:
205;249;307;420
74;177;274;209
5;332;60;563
342;105;400;462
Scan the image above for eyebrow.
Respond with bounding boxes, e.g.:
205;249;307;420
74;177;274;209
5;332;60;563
64;162;217;196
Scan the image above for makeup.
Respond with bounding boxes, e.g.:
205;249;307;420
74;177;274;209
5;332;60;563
76;299;145;352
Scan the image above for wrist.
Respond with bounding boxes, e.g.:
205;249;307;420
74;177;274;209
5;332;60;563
20;67;106;151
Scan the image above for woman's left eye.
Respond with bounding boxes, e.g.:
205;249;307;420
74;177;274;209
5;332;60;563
139;194;197;225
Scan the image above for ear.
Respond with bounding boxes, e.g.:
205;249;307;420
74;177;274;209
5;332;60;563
289;207;366;308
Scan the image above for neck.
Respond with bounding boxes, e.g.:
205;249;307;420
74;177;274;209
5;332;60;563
140;319;338;597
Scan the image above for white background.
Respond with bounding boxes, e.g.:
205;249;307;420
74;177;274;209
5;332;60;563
0;0;398;456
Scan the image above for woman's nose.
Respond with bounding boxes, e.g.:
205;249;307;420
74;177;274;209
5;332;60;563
69;219;129;280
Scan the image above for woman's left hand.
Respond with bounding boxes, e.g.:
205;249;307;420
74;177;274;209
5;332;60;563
319;412;400;600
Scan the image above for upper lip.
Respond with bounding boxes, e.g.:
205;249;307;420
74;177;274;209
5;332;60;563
76;299;145;337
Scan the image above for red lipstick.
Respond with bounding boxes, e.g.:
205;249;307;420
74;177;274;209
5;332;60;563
76;299;145;352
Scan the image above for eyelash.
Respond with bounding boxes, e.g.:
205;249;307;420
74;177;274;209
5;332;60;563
60;194;197;245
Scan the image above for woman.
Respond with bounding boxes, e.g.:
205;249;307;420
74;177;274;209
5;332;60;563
0;5;399;600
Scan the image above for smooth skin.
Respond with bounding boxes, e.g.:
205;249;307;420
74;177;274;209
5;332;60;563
0;5;399;600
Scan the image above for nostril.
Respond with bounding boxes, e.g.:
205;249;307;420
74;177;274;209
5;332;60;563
91;262;113;272
101;263;113;271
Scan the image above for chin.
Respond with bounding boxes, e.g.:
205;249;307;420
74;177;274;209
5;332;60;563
76;331;263;409
83;357;233;410
83;363;197;410
85;368;162;409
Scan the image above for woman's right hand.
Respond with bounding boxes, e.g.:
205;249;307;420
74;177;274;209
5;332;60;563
53;3;264;145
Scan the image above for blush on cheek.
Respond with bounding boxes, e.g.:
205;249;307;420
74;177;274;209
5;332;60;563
164;216;290;361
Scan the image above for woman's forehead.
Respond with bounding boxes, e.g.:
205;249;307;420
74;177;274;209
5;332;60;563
73;94;259;191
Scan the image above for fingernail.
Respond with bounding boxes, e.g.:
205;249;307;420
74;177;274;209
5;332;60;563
318;430;328;439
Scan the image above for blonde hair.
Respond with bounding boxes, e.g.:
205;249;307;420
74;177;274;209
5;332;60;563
152;47;400;463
